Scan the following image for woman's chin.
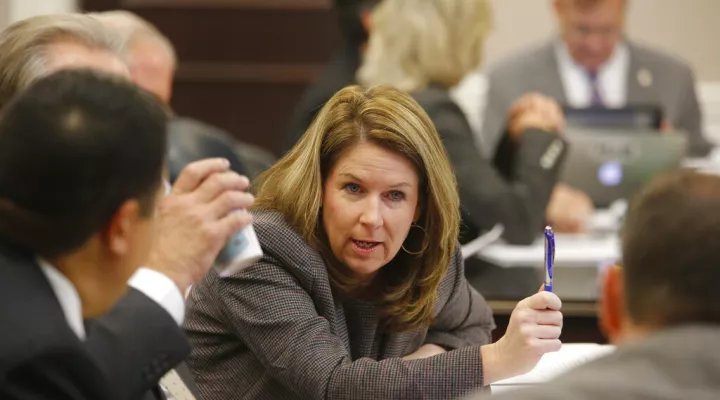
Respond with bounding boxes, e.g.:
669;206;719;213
345;259;382;280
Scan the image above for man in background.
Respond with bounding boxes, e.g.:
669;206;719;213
480;0;710;232
92;10;276;181
481;0;709;157
467;169;720;399
0;13;254;399
0;69;175;399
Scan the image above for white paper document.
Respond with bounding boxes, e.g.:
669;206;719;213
491;343;615;388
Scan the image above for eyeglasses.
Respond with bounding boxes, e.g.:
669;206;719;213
567;24;621;40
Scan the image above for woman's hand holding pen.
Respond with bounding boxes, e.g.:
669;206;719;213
480;291;563;385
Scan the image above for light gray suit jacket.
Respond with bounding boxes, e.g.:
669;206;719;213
183;210;496;400
480;40;711;157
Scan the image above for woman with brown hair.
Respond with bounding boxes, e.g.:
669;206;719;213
184;85;563;399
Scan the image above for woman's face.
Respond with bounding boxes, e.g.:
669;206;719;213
323;141;421;279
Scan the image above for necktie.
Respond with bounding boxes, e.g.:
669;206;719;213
587;70;604;107
159;369;196;400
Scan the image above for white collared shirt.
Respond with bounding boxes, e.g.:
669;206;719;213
38;258;185;341
555;41;630;108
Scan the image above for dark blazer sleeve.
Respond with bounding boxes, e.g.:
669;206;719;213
83;288;191;400
214;257;487;400
1;348;108;400
425;96;567;245
676;67;711;157
425;247;495;350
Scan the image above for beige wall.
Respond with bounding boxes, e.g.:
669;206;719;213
0;2;7;30
0;0;77;26
0;0;717;80
484;0;720;80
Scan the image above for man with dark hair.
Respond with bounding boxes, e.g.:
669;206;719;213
467;169;720;399
282;0;379;152
0;69;172;399
0;13;255;400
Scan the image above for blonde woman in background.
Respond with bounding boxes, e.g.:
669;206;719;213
183;86;563;399
358;0;570;245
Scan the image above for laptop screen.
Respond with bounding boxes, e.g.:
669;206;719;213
563;105;663;130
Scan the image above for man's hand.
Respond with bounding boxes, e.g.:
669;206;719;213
507;93;565;141
660;119;674;133
546;183;594;233
147;158;255;292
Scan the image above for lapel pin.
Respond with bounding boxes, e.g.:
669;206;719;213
637;68;653;88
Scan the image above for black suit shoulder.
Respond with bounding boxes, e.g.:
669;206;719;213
411;85;478;151
0;243;112;399
0;240;191;400
0;243;75;366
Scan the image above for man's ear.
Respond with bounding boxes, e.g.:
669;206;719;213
101;200;142;256
360;9;373;34
599;264;625;343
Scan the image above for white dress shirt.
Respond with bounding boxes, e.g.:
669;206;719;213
38;259;185;341
555;41;630;108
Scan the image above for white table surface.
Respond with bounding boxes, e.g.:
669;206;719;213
475;233;619;268
470;152;720;269
490;343;616;393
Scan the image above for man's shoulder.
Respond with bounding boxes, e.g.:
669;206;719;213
412;86;458;115
0;248;80;372
481;326;720;400
628;41;694;76
169;117;234;141
486;41;555;81
473;353;642;400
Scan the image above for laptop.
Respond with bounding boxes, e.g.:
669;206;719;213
560;128;688;207
562;104;663;130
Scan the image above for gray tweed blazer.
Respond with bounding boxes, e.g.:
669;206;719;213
183;210;496;399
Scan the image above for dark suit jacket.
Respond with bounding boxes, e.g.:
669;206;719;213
282;46;360;153
167;116;249;182
184;210;496;399
481;40;711;157
466;324;720;400
167;116;277;183
0;241;191;400
413;85;568;245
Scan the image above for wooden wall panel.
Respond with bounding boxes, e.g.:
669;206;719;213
82;0;341;155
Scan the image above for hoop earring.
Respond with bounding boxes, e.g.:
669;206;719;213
402;223;428;255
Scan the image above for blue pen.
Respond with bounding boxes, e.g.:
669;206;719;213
544;226;555;292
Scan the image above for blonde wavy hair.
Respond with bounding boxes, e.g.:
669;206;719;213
253;85;460;332
357;0;492;92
